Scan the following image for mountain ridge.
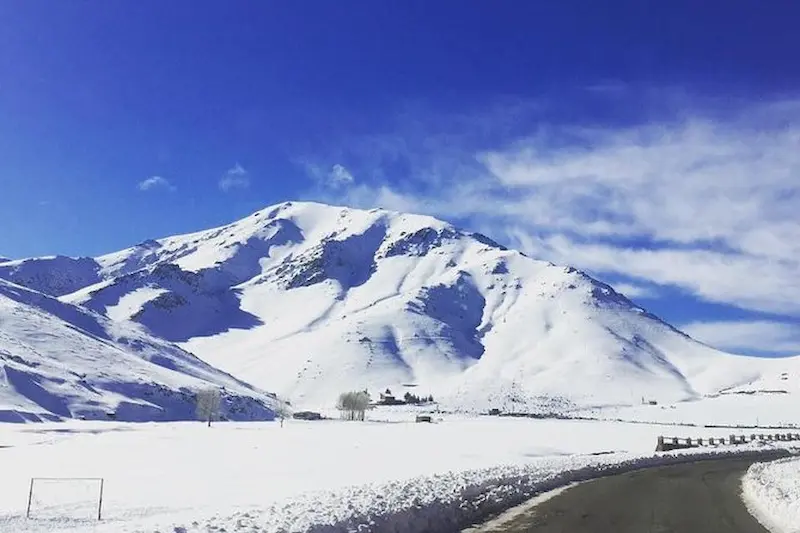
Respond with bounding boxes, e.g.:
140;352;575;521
0;278;280;422
2;201;797;412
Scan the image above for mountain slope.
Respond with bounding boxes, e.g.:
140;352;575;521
4;201;799;411
0;279;279;422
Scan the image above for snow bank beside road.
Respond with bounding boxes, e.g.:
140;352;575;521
743;457;800;533
188;448;791;533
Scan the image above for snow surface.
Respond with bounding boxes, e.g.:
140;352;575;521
3;201;796;412
743;457;800;533
0;414;793;533
0;279;279;422
577;392;800;429
104;287;168;322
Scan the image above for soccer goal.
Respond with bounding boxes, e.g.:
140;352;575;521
26;477;105;520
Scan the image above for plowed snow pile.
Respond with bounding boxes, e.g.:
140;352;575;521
743;457;800;533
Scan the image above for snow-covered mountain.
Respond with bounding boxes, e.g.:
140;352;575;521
3;201;798;412
0;279;280;422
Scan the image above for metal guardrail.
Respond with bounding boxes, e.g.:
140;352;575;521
656;432;800;451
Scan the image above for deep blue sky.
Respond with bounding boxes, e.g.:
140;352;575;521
1;2;799;353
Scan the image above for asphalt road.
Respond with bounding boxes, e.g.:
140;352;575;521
472;457;783;533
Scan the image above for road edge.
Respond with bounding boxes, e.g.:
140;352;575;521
459;447;795;533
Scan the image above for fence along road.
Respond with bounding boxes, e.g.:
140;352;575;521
470;456;786;533
656;431;800;451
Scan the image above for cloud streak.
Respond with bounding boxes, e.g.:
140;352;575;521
329;164;355;187
682;320;800;355
307;97;800;317
302;162;357;190
219;164;250;191
138;176;175;192
611;282;658;300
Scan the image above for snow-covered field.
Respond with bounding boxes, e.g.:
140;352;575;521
0;414;793;533
743;457;800;533
578;392;800;428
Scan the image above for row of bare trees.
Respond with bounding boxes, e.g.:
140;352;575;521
195;387;388;426
195;388;291;427
336;391;371;421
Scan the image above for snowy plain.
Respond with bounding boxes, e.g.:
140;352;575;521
0;411;795;533
743;457;800;533
576;392;800;429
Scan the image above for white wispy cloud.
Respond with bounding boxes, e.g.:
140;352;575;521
329;164;355;187
480;119;800;252
682;320;800;355
302;162;357;189
219;164;250;191
611;282;658;300
138;176;175;192
311;97;800;317
508;233;800;315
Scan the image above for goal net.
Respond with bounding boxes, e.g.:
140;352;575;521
26;478;104;520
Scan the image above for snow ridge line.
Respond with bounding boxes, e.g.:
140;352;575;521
189;446;793;533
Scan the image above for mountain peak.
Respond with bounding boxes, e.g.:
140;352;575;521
1;200;794;412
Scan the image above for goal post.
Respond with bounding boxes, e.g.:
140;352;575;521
26;477;105;520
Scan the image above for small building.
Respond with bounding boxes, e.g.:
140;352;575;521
378;389;405;405
293;411;323;421
415;415;433;423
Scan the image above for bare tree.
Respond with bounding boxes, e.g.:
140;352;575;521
274;402;292;428
196;388;221;427
337;390;371;421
